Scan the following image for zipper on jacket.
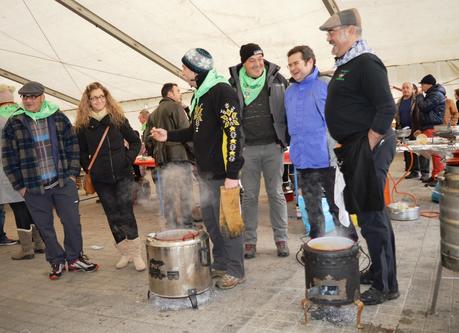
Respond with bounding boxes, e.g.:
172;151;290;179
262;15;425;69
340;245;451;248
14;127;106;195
106;134;116;182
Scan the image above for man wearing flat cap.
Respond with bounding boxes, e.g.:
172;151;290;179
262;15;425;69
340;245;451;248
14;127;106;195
229;43;289;259
151;48;245;290
320;9;399;305
416;74;446;186
2;81;98;280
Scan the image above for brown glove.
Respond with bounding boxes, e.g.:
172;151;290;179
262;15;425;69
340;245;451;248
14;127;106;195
219;186;245;238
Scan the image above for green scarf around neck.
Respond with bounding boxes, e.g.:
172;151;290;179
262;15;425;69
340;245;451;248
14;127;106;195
14;100;59;121
190;69;229;114
239;66;266;105
0;103;20;119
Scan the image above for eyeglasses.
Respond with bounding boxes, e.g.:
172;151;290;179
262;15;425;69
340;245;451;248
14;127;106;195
20;95;41;101
89;95;105;102
326;26;347;36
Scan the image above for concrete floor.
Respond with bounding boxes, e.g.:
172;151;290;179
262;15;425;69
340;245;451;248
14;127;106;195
0;155;458;333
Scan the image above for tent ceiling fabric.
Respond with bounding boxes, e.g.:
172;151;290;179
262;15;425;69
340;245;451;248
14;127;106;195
1;0;458;111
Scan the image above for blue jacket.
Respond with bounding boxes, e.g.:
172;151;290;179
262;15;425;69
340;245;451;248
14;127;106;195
284;67;329;169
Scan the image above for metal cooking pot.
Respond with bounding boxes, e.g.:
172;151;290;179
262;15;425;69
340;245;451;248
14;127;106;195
146;229;211;299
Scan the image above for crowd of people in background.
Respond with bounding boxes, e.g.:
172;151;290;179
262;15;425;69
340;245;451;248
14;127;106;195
0;7;455;306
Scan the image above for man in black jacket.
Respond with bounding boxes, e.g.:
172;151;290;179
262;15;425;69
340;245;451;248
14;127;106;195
229;43;289;259
416;74;446;186
320;8;399;305
151;48;245;290
144;83;193;228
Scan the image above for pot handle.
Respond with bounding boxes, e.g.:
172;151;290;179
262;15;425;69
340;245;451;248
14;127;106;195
199;242;211;267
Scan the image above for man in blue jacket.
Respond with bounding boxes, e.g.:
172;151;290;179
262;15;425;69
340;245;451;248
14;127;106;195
284;45;357;240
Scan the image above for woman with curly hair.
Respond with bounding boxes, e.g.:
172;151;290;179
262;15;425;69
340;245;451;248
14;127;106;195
75;82;145;271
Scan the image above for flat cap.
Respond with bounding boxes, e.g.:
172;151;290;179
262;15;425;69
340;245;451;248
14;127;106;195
18;81;45;96
319;8;361;31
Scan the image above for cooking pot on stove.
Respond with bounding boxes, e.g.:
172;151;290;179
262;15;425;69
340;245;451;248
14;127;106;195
146;229;211;299
303;236;360;305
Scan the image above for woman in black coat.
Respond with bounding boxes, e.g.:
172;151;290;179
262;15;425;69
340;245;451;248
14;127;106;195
75;82;144;271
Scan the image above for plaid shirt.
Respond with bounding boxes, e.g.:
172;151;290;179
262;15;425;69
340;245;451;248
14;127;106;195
1;111;80;194
29;118;58;183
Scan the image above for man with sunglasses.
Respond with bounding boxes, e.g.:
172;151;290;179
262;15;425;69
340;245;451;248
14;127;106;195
2;81;98;280
320;8;399;305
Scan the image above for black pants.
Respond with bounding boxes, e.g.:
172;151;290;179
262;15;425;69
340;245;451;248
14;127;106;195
357;133;398;293
404;151;429;174
9;201;34;230
94;178;139;244
297;167;357;240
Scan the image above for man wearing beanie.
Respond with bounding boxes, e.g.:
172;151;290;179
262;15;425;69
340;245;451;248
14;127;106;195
229;43;289;259
2;81;98;279
151;48;245;289
416;74;446;186
320;8;399;305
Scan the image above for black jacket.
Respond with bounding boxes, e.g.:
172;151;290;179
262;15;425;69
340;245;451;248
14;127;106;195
325;53;396;143
229;60;289;147
144;98;192;166
416;84;446;130
78;115;141;184
168;73;243;179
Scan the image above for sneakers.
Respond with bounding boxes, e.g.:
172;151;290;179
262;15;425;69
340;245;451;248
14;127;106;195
425;178;438;187
421;176;434;183
215;274;246;290
244;244;256;259
275;241;290;257
49;263;66;280
0;236;18;246
67;255;98;272
405;171;420;179
211;269;226;279
361;286;400;305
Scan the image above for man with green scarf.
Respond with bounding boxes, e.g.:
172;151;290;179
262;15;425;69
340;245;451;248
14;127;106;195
229;43;289;259
2;81;98;280
151;48;245;290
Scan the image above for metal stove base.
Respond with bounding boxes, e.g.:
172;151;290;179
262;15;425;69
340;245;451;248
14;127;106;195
301;297;364;329
147;288;213;311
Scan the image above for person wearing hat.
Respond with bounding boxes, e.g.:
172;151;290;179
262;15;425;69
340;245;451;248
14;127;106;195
416;74;446;186
320;8;399;305
2;81;98;279
151;48;245;289
142;82;194;229
228;43;289;259
0;84;46;257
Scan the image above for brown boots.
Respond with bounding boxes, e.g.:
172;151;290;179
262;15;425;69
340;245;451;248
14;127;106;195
11;225;45;260
114;237;145;271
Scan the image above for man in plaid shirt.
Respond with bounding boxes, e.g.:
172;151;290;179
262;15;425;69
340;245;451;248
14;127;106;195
2;81;98;280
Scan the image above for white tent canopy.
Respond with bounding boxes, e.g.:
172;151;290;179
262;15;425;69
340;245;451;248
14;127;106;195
1;0;459;128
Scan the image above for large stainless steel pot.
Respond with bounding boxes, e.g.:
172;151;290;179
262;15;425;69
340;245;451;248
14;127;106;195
146;229;211;298
439;165;459;272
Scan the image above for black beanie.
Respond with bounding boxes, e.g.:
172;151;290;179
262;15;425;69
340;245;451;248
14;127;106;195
419;74;436;85
240;43;264;64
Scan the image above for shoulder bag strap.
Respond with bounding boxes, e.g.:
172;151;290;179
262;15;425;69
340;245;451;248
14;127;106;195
87;126;110;172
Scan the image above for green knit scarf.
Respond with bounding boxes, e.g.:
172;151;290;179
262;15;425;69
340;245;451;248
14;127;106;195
239;67;266;105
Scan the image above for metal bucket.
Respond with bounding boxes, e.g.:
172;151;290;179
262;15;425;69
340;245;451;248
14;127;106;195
440;165;459;272
302;236;360;305
146;229;211;299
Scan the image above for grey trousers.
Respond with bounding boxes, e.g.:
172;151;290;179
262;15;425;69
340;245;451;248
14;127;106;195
159;162;193;228
198;172;244;278
241;143;288;244
24;180;82;265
